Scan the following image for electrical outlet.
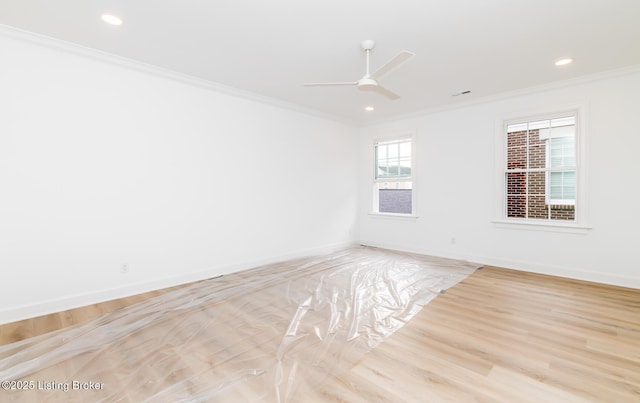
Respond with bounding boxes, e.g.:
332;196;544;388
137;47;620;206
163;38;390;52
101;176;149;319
120;263;129;274
451;237;457;245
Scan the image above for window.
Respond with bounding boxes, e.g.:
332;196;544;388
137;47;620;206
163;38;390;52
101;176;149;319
504;114;577;221
373;136;413;215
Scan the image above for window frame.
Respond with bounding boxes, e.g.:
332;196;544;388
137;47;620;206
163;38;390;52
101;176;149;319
370;133;417;218
494;104;590;231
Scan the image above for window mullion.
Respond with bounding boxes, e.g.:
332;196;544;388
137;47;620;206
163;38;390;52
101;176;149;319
525;126;529;219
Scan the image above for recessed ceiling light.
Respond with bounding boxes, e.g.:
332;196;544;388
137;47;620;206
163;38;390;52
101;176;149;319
364;106;375;111
555;58;573;66
101;14;123;26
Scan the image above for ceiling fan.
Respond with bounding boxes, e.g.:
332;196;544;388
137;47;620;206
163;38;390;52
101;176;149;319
303;40;414;100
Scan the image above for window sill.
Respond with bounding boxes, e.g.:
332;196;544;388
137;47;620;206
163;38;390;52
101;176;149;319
369;212;419;220
492;219;592;234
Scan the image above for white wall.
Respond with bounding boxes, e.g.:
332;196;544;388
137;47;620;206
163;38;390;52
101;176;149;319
358;69;640;288
2;28;638;326
0;32;358;324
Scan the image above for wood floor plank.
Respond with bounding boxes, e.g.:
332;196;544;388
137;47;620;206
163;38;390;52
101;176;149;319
323;265;640;402
0;255;638;402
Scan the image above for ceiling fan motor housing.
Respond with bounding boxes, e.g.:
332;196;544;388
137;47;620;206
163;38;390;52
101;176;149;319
357;77;378;90
361;40;376;50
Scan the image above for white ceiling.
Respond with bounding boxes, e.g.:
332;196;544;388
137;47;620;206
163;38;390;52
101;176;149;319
1;0;639;124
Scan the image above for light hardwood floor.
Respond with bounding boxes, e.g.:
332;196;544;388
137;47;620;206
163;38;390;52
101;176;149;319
0;283;186;346
318;266;640;402
1;261;639;402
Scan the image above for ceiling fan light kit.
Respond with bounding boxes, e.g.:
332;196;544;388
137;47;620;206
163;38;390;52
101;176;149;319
304;40;414;100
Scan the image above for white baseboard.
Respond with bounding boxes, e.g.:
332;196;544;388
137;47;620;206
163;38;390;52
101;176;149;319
5;239;636;326
0;241;356;326
359;240;640;290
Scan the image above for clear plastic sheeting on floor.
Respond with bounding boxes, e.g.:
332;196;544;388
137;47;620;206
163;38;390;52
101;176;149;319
0;246;480;402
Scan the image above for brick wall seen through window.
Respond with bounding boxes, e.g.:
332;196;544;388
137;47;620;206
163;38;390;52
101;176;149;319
505;116;576;221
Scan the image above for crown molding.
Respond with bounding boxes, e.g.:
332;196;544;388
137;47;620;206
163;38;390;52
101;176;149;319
0;24;357;127
363;64;640;127
4;23;638;129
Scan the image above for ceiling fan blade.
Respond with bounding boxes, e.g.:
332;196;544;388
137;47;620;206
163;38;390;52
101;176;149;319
372;85;400;100
303;82;358;87
370;51;415;80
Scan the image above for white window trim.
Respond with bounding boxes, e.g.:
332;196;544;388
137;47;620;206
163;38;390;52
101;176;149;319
370;133;418;218
368;212;420;220
494;103;590;232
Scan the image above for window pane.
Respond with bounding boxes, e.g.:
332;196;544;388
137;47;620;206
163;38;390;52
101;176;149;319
377;163;401;178
507;195;526;218
550;172;562;199
549;137;575;168
377;145;387;160
506;172;526;195
550;153;563;168
399;157;411;177
528;172;545;195
399;141;411;157
527;195;548;219
528;129;545;147
375;139;411;179
528;145;546;169
550;171;576;201
507;130;527;148
507;146;526;170
376;181;412;214
563;171;576;199
387;143;398;159
550;205;575;220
